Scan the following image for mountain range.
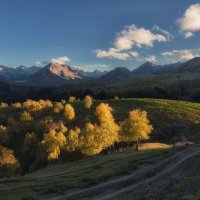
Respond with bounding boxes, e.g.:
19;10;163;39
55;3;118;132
0;57;200;87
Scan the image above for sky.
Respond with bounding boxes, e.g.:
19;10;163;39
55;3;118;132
0;0;200;71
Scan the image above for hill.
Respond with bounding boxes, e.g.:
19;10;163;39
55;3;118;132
0;98;200;199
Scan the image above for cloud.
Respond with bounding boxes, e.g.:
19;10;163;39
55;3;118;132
36;56;70;66
145;55;157;63
152;25;174;40
161;50;195;60
96;48;130;60
178;3;200;38
95;24;169;60
51;56;70;64
114;24;168;51
83;64;108;68
130;51;140;58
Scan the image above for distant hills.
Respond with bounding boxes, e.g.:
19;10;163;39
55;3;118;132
0;57;200;102
0;57;200;87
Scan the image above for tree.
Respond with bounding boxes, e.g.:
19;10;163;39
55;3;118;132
80;103;119;155
65;127;80;152
41;130;66;161
69;96;76;103
0;145;21;177
84;95;93;109
64;104;75;120
120;109;153;151
0;102;8;108
54;102;64;113
80;122;102;156
20;111;33;122
0;125;8;146
23;132;39;168
95;103;120;149
12;102;22;109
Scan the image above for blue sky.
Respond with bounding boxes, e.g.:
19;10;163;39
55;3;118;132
0;0;200;71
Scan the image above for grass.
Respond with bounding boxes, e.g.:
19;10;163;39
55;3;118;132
0;143;173;200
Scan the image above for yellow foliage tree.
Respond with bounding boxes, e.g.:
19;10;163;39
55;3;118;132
65;127;80;152
81;103;119;156
64;104;75;120
80;123;102;156
120;109;153;151
0;102;8;108
69;96;76;103
0;145;21;177
23;99;42;112
20;111;33;122
42;130;66;161
54;102;64;113
12;102;22;108
84;95;93;109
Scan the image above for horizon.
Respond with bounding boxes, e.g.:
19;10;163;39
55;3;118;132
0;0;199;72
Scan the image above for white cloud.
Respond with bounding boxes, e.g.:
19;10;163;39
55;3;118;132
36;56;70;66
83;64;107;68
130;51;139;58
161;50;195;60
145;55;157;63
152;25;173;40
178;3;200;38
96;48;130;60
51;56;70;65
115;24;168;51
95;24;169;60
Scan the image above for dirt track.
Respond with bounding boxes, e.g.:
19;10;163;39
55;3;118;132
42;145;200;200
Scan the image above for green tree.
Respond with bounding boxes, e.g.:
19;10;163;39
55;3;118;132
120;109;153;151
23;132;39;169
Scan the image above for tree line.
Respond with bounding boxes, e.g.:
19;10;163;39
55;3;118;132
0;96;153;178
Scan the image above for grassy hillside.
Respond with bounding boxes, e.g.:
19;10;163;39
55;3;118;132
0;143;173;200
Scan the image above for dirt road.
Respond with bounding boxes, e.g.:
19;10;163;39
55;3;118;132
43;145;200;200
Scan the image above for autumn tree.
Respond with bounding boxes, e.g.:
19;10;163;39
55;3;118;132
0;102;8;108
0;145;21;177
80;122;102;156
23;99;42;112
41;130;66;161
69;96;76;103
81;103;119;155
65;127;81;152
12;102;22;109
120;109;153;151
84;95;93;109
54;102;64;113
64;104;75;120
20;111;33;122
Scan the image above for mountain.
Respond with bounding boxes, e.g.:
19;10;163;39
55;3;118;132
154;62;181;75
176;57;200;73
132;62;160;75
27;63;83;87
99;67;132;82
0;65;41;81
